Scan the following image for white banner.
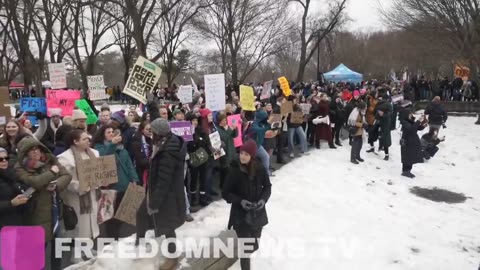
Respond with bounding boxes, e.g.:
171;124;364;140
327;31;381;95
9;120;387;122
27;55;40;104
178;85;193;104
204;73;226;111
48;63;66;89
261;80;273;100
123;56;162;104
87;75;108;100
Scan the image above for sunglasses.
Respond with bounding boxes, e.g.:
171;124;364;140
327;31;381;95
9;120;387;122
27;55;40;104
0;157;9;162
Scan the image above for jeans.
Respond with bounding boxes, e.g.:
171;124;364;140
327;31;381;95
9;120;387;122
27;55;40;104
288;127;308;154
256;145;271;175
350;136;363;160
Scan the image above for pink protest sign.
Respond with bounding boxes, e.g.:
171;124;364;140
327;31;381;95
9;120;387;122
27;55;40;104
227;114;243;147
46;90;81;116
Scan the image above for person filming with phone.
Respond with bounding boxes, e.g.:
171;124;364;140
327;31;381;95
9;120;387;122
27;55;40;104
0;147;29;229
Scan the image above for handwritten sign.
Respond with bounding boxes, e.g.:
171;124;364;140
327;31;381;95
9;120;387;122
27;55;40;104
87;75;108;100
46;90;81;117
261;80;273;100
291;112;304;124
204;74;226;111
77;155;118;192
123;56;162;104
114;183;145;226
169;121;193;141
280;101;293;115
209;131;225;160
227;114;243;147
48;63;67;89
75;99;98;125
278;76;291;96
20;98;47;114
240;85;256;111
299;103;312;115
178;85;193;104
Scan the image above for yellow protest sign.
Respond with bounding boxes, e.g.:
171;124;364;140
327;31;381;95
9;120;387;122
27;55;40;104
278;76;291;96
240;85;256;111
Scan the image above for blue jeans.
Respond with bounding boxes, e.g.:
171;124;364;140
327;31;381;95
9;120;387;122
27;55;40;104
288;127;308;154
256;145;271;175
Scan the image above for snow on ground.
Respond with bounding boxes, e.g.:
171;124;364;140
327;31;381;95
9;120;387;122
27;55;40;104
67;113;480;270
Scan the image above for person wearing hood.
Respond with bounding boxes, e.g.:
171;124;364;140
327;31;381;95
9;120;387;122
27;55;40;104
110;110;137;154
399;108;428;178
136;118;187;270
347;102;367;164
41;109;63;152
424;96;448;134
14;137;72;270
222;140;272;270
251;109;273;176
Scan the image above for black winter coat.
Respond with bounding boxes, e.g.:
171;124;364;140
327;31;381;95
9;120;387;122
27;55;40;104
400;111;426;165
0;168;25;229
425;102;448;126
223;160;272;231
148;134;187;235
329;100;346;124
187;126;211;155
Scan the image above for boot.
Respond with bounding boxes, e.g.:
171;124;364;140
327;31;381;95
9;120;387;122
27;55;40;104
335;140;342;146
185;214;194;222
384;155;389;161
401;171;416;178
159;258;178;270
366;147;375;153
199;194;212;206
356;157;364;162
329;144;337;149
350;159;359;165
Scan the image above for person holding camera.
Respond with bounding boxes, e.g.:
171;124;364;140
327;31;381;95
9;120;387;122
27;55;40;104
399;109;428;178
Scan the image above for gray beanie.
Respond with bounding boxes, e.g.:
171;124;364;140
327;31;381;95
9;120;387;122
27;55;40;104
151;118;171;136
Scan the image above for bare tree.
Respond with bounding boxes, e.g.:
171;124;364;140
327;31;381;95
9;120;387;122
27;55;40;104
111;14;135;83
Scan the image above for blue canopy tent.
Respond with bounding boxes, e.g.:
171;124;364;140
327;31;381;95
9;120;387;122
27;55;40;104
324;63;363;83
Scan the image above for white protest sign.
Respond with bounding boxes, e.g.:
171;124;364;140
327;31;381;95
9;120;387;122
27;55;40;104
261;80;273;100
48;63;67;89
123;56;162;104
87;75;108;100
178;85;193;104
204;73;226;111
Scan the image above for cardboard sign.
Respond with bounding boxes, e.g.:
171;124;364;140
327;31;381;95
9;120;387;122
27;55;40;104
209;131;225;160
46;90;81;116
291;112;304;124
299;103;312;115
280;101;293;115
87;75;108;100
48;63;67;89
77;155;118;192
240;85;256;111
114;183;145;226
0;87;12;119
278;76;291;96
169;121;193;141
123;56;162;104
178;85;193;104
204;74;226;111
261;81;273;100
75;99;98;125
227;114;243;147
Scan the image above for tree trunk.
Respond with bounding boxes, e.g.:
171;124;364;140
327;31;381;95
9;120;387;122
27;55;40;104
230;50;238;85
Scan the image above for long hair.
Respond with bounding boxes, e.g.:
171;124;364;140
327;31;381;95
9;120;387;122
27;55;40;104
66;129;86;149
91;124;115;146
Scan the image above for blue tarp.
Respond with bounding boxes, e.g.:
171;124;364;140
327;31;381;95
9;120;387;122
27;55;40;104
324;63;363;83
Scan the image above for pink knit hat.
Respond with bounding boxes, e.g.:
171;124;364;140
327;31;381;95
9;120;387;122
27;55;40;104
353;90;360;97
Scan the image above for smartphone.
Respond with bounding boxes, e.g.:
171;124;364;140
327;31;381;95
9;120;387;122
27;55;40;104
23;187;36;198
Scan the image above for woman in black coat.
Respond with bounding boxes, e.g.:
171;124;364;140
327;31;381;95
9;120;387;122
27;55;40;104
130;121;153;187
0;147;29;229
399;109;428;178
223;140;272;270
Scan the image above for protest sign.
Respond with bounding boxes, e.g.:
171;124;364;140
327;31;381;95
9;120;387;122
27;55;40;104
391;94;404;104
87;75;108;100
77;155;118;192
123;56;162;104
280;101;293;115
209;131;225;160
240;85;256;111
261;80;273;100
178;85;193;104
114;183;145;226
46;90;81;116
204;74;226;111
299;103;312;115
75;99;98;125
0;88;11;120
227;114;243;147
278;76;291;96
20;98;47;126
97;190;116;224
291;112;304;124
48;63;67;89
170;121;193;141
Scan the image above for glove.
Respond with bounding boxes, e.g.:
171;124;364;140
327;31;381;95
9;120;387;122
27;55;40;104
255;200;265;211
36;112;46;120
240;200;254;211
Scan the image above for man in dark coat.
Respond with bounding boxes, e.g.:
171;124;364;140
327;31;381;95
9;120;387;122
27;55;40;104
424;96;448;134
136;118;186;270
41;109;63;152
399;108;427;178
329;94;346;146
374;94;393;160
